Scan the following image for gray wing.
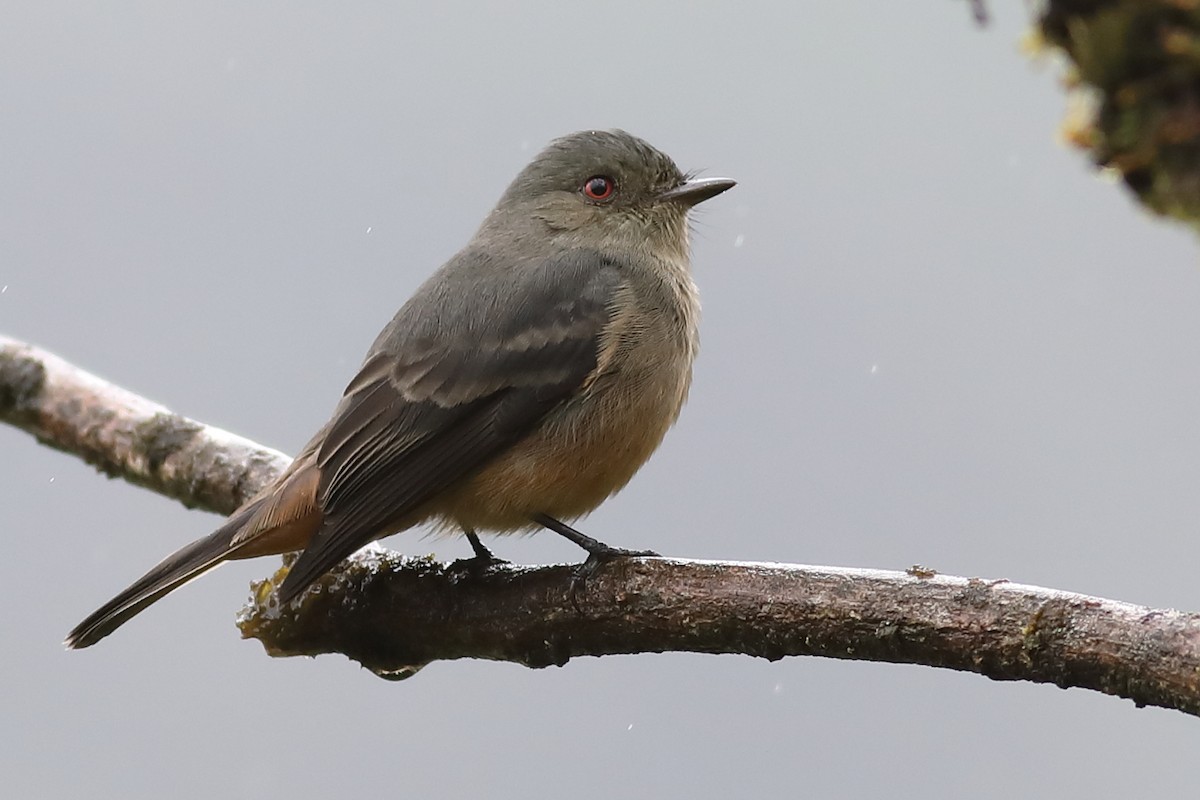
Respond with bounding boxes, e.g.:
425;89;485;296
275;249;622;602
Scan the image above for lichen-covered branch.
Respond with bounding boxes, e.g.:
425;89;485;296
5;334;1200;715
1037;1;1200;227
241;552;1200;717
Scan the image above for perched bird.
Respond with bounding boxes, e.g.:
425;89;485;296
66;129;735;648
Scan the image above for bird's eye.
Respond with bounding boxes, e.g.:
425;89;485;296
582;175;616;202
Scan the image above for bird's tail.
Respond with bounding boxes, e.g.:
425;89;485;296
64;500;262;649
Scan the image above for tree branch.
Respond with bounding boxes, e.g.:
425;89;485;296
0;335;289;514
5;334;1200;715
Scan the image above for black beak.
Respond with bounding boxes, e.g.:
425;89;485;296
658;177;737;207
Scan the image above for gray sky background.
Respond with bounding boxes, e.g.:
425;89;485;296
4;3;1199;797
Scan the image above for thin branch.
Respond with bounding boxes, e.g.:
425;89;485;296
0;335;289;514
5;335;1200;715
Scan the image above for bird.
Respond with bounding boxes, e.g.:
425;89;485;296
65;129;735;648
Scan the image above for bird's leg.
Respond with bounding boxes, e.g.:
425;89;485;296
465;529;496;561
533;513;660;561
449;528;508;575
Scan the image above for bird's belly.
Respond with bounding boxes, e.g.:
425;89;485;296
440;365;690;532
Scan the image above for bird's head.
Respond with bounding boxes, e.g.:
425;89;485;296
483;129;735;263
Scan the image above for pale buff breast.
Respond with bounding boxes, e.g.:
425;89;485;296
439;265;699;532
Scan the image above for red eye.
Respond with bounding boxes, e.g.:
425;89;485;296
583;175;615;201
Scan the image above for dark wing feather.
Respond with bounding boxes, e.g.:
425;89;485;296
275;249;621;602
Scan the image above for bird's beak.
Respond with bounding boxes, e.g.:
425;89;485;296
658;177;737;207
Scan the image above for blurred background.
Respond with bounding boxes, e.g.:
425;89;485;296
4;2;1199;797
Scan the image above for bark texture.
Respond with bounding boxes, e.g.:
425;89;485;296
5;335;1200;716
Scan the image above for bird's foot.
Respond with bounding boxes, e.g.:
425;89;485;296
531;514;661;598
573;543;661;580
533;513;660;564
581;543;661;562
449;530;510;576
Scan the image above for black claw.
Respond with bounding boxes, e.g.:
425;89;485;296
572;545;661;581
594;544;661;560
533;513;661;602
449;529;509;575
567;546;662;606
